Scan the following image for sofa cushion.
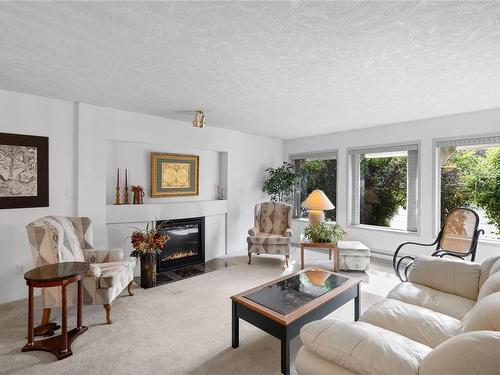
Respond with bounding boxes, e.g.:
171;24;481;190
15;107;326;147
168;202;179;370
461;292;500;332
387;282;475;320
478;271;500;301
479;256;500;288
360;298;461;348
96;258;136;289
300;319;431;375
247;233;291;245
419;331;500;375
408;256;480;300
295;347;357;375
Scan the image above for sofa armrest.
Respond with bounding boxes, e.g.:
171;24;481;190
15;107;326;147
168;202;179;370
408;256;481;300
300;319;431;375
284;229;293;237
420;331;500;375
83;248;123;263
248;228;260;236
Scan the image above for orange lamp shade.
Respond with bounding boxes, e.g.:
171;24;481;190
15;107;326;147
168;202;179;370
301;190;334;211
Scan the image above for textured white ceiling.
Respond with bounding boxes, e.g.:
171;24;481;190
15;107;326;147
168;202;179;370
0;2;499;139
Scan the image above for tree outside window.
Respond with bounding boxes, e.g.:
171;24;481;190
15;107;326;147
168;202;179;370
360;154;407;228
440;145;500;240
350;144;419;232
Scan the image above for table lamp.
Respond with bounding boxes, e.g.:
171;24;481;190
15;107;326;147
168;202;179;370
301;190;334;225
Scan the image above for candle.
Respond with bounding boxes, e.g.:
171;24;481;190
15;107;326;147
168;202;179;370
116;168;120;188
125;169;128;187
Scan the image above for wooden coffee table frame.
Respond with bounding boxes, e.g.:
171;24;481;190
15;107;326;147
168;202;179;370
231;268;361;375
300;241;339;272
22;266;88;360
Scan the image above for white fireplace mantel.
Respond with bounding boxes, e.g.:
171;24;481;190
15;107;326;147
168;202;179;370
106;200;228;224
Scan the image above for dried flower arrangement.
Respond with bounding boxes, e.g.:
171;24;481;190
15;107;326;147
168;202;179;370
129;220;170;257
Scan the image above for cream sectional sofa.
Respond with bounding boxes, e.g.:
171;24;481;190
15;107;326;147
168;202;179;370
295;255;500;375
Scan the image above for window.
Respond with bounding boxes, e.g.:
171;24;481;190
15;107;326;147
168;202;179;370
349;144;419;231
291;151;337;221
437;136;500;241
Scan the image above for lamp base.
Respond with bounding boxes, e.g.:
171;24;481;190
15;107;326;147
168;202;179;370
308;210;325;225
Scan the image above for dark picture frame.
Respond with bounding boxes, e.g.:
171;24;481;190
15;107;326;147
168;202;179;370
151;152;199;197
0;133;49;209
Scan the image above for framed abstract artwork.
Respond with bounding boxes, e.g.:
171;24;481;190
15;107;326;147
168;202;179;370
151;152;199;197
0;133;49;209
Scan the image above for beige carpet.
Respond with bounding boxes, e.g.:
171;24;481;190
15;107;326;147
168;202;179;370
0;252;398;375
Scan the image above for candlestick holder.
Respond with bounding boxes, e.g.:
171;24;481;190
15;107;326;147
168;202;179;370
114;187;121;205
123;186;130;204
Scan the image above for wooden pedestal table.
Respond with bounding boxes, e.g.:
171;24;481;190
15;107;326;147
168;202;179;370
300;238;339;272
22;262;89;360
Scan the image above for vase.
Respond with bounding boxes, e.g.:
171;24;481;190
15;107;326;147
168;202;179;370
140;253;157;289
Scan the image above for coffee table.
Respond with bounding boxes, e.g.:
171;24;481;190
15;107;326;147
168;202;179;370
231;268;361;375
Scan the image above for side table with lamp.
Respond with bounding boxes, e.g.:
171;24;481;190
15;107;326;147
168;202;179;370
300;190;340;271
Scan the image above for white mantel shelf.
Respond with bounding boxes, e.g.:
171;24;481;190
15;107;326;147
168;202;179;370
106;200;228;224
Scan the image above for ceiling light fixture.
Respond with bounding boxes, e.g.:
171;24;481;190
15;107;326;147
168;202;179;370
193;110;206;128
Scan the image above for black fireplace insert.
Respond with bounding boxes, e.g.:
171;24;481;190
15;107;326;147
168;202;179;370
156;217;205;272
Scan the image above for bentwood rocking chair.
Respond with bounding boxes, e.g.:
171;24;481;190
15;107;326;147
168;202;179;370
393;207;483;281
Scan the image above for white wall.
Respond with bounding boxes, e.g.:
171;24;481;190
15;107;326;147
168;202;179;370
285;108;500;261
77;103;284;255
3;85;496;303
106;140;223;204
0;91;284;303
0;90;76;303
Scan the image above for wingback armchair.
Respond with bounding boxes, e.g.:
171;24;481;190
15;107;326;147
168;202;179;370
26;216;136;333
247;202;293;267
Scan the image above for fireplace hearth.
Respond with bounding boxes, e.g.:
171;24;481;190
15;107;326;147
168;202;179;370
156;217;205;272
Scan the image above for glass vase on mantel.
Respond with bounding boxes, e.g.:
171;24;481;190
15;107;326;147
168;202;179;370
140;253;157;289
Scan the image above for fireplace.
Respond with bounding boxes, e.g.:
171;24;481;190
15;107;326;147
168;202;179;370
156;217;205;272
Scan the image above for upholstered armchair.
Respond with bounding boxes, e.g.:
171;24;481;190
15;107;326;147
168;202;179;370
26;216;136;334
247;202;293;267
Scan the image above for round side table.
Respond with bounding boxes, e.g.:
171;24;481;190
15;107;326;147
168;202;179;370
22;262;89;360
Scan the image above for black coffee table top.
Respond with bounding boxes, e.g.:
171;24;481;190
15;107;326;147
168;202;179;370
24;262;89;283
232;268;361;325
244;269;350;315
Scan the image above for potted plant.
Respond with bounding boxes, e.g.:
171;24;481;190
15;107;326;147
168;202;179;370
304;221;346;244
129;221;170;288
262;161;297;202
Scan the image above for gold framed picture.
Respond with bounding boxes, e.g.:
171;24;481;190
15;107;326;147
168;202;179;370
151;152;199;197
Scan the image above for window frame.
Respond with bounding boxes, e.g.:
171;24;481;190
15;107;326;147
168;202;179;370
347;141;421;233
289;150;338;223
433;133;500;241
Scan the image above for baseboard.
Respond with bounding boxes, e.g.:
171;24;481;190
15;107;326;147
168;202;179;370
370;250;393;264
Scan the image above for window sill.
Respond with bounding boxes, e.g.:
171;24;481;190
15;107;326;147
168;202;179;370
478;238;500;245
293;218;337;225
348;224;420;235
